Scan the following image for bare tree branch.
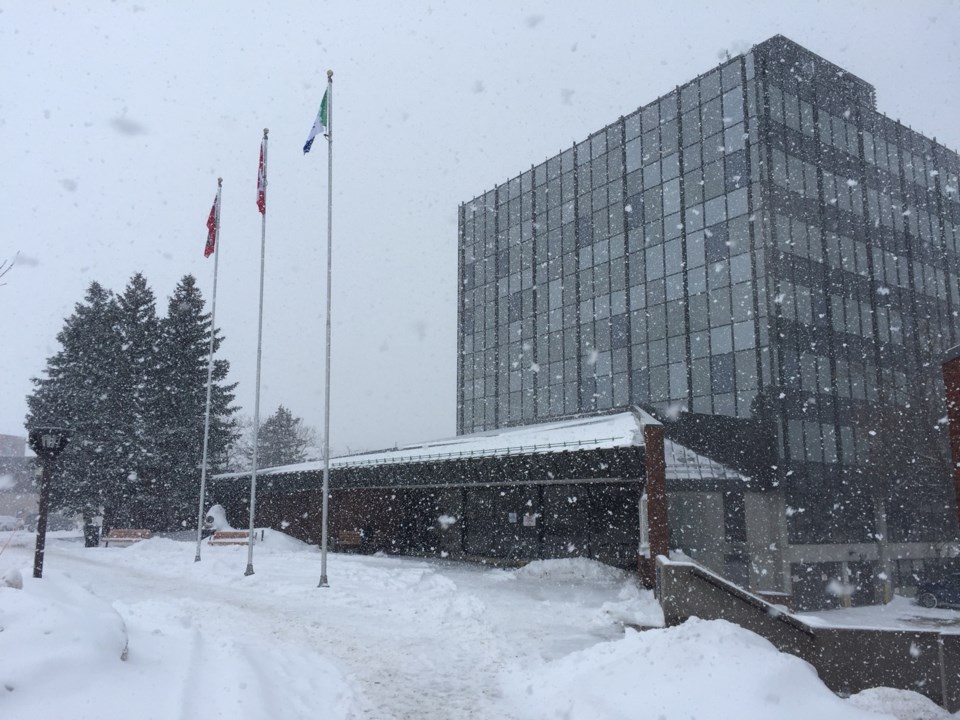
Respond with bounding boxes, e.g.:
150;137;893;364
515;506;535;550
0;252;18;286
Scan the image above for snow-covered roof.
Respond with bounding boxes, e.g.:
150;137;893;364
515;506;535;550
662;438;747;483
221;409;747;484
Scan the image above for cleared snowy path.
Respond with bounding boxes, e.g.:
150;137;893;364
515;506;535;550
3;535;649;720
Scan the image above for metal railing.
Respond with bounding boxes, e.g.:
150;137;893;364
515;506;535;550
329;436;627;470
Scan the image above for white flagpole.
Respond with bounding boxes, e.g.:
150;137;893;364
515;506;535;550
318;70;333;588
246;128;269;576
195;178;223;562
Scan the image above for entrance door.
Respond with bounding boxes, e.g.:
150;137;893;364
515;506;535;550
540;483;640;568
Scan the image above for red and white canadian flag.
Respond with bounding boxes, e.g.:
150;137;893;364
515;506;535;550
257;137;267;215
204;194;218;257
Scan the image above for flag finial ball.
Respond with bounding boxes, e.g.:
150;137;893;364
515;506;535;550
327;69;333;80
217;177;223;187
263;128;269;137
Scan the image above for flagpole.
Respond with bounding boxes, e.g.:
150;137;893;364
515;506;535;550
318;70;333;588
246;128;268;576
195;178;223;562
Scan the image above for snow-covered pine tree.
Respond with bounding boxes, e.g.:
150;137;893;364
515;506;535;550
27;274;240;535
251;405;312;469
153;275;238;529
25;282;128;542
110;272;163;529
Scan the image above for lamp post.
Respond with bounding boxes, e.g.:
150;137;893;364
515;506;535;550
28;426;72;579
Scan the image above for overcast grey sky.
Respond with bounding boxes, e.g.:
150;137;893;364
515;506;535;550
2;1;959;455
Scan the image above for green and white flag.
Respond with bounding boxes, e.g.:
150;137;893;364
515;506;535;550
303;90;328;154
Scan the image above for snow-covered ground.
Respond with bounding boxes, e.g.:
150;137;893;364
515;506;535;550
801;595;960;633
0;531;953;719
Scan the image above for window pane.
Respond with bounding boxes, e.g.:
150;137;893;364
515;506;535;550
710;325;733;354
663;178;681;216
711;352;734;393
705;195;727;226
727;187;749;218
733;320;755;349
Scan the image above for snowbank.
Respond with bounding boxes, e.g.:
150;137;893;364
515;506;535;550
258;528;315;552
203;503;232;530
503;618;891;720
595;580;664;628
0;550;357;720
119;536;185;554
515;557;627;583
120;528;314;555
848;687;951;719
0;570;128;706
0;529;84;548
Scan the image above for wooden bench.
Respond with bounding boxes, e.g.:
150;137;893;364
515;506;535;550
208;529;260;546
102;529;153;548
337;529;362;552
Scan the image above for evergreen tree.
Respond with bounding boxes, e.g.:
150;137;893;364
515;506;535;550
27;273;239;534
109;273;163;528
249;405;312;468
25;282;127;535
152;275;238;529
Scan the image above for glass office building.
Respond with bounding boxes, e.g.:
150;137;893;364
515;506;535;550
457;35;960;549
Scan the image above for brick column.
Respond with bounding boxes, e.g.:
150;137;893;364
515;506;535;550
944;350;960;530
639;423;669;588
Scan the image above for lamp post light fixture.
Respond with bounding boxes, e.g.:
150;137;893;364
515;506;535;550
28;426;73;579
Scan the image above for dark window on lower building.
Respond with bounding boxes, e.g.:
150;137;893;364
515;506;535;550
723;490;747;542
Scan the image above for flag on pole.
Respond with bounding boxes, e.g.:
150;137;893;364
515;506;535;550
195;177;222;563
257;139;267;214
303;89;329;154
204;195;218;257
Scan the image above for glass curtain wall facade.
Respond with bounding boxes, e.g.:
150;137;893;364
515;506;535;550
457;35;960;546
